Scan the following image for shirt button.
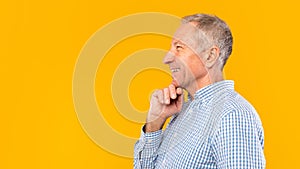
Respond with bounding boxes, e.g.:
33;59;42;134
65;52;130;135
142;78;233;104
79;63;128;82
148;139;152;143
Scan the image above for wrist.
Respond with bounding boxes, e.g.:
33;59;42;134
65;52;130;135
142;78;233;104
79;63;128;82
145;116;166;132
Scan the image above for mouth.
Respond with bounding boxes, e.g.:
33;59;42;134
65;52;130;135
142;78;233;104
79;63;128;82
171;68;180;73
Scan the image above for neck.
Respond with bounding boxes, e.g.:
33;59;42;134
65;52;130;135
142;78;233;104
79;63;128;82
186;71;224;99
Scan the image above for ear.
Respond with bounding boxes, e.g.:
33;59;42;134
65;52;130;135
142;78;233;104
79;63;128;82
204;46;220;68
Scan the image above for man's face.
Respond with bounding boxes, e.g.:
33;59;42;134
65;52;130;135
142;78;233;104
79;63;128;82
163;23;208;89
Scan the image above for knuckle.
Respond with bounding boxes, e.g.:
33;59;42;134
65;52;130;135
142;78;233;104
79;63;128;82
163;88;169;94
153;89;161;95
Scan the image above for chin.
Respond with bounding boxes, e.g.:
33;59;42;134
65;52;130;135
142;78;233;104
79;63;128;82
172;77;180;86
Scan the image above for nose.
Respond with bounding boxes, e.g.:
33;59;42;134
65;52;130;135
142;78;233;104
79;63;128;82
163;51;175;64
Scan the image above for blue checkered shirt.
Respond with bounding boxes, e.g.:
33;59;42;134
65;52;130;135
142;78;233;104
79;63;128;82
134;80;265;168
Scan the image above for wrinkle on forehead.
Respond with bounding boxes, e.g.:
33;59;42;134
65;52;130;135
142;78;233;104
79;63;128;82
173;22;211;53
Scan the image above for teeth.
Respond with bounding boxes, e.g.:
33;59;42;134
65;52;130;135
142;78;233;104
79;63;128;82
171;68;180;72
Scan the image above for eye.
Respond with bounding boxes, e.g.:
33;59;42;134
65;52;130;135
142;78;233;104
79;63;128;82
176;45;183;50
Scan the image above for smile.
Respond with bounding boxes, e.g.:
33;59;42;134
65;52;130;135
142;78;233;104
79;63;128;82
171;68;180;72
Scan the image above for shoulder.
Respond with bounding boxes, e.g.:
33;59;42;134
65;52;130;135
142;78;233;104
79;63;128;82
209;91;263;136
213;90;259;120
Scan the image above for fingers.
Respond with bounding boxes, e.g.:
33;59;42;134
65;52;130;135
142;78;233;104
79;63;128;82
163;88;170;104
169;84;176;99
176;89;184;106
176;87;183;95
164;84;183;104
152;84;183;105
153;90;164;104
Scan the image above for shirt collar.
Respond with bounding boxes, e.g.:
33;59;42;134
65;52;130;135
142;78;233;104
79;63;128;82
193;80;234;102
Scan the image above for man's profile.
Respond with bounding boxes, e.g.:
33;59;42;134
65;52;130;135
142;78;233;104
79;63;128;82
134;13;265;168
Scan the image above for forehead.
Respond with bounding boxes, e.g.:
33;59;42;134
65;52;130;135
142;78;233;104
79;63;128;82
172;23;198;47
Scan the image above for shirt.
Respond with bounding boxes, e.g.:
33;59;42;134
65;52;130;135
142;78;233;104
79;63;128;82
134;80;265;169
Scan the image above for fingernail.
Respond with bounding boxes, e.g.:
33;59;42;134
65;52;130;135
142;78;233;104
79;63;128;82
172;94;176;99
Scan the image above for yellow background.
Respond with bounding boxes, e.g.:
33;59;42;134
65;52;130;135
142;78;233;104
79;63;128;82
1;0;300;168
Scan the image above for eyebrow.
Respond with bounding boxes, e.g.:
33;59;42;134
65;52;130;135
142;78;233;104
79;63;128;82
172;40;184;46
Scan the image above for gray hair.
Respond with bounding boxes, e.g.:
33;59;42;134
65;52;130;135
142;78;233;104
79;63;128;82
182;14;233;68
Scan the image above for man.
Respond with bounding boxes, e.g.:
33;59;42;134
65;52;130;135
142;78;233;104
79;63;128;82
134;13;265;169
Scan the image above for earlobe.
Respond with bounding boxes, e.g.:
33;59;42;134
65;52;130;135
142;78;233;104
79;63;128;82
205;46;220;68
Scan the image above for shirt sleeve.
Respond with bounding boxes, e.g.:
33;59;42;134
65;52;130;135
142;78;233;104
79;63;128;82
134;125;163;169
211;110;266;169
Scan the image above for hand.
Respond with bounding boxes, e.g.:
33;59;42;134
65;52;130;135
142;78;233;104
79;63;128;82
145;83;183;132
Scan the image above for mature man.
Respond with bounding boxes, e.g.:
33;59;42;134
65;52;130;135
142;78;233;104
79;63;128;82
134;14;265;168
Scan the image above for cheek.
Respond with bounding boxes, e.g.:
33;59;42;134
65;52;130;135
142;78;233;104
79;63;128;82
187;55;205;76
